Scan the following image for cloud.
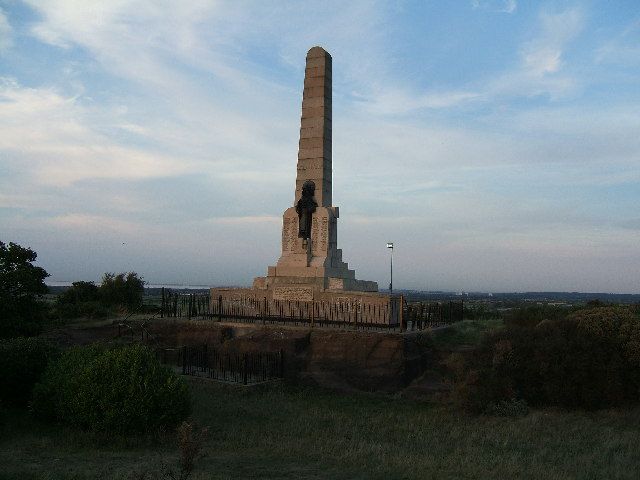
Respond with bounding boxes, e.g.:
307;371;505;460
595;18;640;66
362;88;480;115
0;78;191;186
2;1;639;291
521;7;583;76
358;6;584;115
0;7;12;51
471;0;517;14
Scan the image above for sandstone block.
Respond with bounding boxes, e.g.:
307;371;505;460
303;76;327;88
304;67;332;79
302;96;331;108
300;116;330;129
303;86;332;98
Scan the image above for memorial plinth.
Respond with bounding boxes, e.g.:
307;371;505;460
252;46;378;296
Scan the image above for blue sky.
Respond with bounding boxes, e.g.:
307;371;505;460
1;0;639;293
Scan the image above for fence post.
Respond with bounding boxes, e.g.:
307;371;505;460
399;295;405;332
202;344;208;372
181;345;187;375
243;353;248;385
263;297;267;325
279;349;284;379
218;296;223;322
161;287;165;318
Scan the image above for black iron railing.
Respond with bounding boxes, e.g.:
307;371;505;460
176;344;283;385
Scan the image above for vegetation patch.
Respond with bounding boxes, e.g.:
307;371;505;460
431;318;504;349
0;241;49;338
32;344;191;434
451;306;640;411
3;381;640;479
53;272;145;321
0;337;58;408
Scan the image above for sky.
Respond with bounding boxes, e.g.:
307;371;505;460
0;0;639;293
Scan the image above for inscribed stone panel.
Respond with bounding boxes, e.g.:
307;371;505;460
273;286;314;301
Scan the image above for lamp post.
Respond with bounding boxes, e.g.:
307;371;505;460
386;242;394;294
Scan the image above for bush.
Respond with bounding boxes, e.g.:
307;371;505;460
57;281;100;305
54;274;144;320
502;303;577;329
464;306;640;411
55;298;112;320
32;344;191;434
0;337;58;407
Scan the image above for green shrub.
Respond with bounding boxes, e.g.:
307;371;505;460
56;281;100;305
502;303;577;329
466;306;640;411
0;337;58;407
32;344;191;433
55;299;112;320
55;281;115;320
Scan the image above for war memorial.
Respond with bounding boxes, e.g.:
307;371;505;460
210;47;402;327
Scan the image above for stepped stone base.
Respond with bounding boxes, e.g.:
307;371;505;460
253;273;378;294
211;286;388;304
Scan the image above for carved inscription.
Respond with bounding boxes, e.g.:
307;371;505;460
282;218;290;252
282;217;297;253
320;217;328;251
273;286;314;301
289;220;296;252
312;216;319;253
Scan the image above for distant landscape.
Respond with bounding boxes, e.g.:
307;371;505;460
45;284;640;305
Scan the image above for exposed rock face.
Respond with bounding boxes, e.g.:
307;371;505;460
152;322;432;392
304;331;417;392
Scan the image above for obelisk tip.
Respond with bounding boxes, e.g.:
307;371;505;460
307;46;331;59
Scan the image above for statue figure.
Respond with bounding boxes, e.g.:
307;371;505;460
296;180;317;240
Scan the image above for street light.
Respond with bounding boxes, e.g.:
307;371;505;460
386;242;394;294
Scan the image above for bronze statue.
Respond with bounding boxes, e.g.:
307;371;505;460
296;180;317;240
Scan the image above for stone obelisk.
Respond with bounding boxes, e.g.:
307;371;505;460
296;46;332;208
253;46;377;295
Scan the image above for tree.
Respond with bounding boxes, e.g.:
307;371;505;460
99;272;144;310
56;281;99;305
0;241;50;338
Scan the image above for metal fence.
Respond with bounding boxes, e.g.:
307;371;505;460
161;289;401;330
159;288;463;331
176;344;283;385
405;301;464;330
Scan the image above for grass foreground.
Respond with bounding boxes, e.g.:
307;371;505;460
2;378;640;479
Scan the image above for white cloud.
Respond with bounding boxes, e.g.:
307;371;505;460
595;18;640;66
471;0;517;14
521;7;583;77
362;88;480;115
0;7;12;51
501;0;517;14
3;1;639;291
0;78;190;186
